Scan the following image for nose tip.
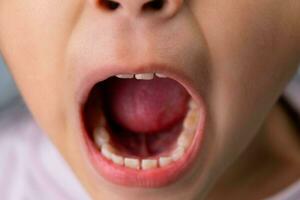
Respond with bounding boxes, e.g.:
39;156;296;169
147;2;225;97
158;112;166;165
96;0;183;18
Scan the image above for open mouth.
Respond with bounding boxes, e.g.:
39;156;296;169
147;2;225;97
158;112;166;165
80;71;205;187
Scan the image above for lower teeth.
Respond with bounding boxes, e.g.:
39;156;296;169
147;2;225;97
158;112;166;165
93;99;200;170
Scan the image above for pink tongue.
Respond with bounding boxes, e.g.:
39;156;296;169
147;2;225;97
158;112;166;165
105;77;190;134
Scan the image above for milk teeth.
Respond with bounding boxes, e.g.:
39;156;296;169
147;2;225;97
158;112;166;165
177;130;193;148
155;73;167;78
94;127;110;147
159;157;173;167
141;159;158;170
116;74;134;79
101;144;115;160
183;110;199;131
172;147;185;161
111;154;124;166
189;100;197;109
124;158;140;170
135;73;154;80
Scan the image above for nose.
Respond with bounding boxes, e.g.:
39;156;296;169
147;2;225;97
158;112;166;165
95;0;183;18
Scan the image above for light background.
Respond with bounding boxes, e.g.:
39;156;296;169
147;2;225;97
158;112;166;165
0;55;19;109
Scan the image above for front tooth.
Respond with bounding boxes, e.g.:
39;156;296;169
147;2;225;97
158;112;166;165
101;144;114;160
155;73;167;78
116;74;134;78
124;158;140;170
159;157;173;167
141;159;158;170
94;127;110;147
172;146;185;161
111;154;124;166
135;73;154;80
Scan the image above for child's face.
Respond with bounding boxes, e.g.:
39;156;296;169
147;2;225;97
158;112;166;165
1;0;299;199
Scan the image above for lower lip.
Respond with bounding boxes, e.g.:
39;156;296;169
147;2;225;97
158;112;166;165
81;109;205;188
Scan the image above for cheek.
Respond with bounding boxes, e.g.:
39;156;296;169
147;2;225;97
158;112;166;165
0;0;82;149
197;0;300;168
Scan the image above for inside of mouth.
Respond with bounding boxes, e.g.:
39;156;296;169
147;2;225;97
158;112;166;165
82;76;191;158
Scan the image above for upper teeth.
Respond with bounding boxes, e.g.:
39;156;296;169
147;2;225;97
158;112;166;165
115;73;167;80
92;99;199;170
155;73;167;78
135;73;154;80
116;74;134;79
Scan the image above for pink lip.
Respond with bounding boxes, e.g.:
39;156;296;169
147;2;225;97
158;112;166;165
77;63;206;187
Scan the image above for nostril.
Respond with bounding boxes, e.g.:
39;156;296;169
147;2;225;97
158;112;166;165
98;0;120;11
142;0;165;11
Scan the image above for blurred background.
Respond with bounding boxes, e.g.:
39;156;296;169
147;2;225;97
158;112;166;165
0;55;20;110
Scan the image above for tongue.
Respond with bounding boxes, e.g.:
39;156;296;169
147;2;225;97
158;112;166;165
104;77;190;134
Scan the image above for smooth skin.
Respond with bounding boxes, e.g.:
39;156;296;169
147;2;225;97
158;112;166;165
0;0;300;199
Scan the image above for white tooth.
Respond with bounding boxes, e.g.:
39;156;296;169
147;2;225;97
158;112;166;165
189;100;197;109
135;73;154;80
101;144;114;160
155;73;167;78
124;158;140;170
111;154;124;166
177;130;193;148
159;157;173;167
141;159;158;170
172;146;185;161
116;74;134;79
183;110;199;131
94;127;110;147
